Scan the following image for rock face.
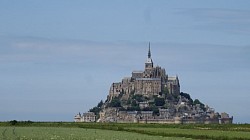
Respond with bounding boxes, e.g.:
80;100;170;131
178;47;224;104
75;43;233;124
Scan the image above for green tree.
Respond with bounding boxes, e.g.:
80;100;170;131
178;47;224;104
119;107;126;111
154;97;165;106
131;100;137;107
109;98;121;107
97;100;103;108
193;99;203;105
162;103;169;109
193;99;205;111
142;107;151;111
180;92;191;100
151;105;159;115
180;92;193;103
127;99;131;105
127;106;140;111
132;94;143;102
9;120;18;125
89;107;101;115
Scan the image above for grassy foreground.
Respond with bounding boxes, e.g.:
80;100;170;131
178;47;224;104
0;127;188;140
1;122;250;140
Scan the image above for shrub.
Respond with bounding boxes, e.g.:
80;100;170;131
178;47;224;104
9;120;18;125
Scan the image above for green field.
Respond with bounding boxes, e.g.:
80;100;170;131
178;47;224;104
1;122;250;140
0;127;188;140
125;127;250;140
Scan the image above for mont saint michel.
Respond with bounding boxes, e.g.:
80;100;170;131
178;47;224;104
75;43;233;124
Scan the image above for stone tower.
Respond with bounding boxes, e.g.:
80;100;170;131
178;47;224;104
144;42;153;78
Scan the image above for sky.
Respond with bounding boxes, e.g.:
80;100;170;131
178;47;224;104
0;0;250;123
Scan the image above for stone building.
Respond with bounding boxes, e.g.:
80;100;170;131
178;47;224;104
141;111;153;119
82;112;96;122
220;112;233;124
74;112;81;122
109;43;180;100
139;101;149;109
74;112;96;122
159;109;171;119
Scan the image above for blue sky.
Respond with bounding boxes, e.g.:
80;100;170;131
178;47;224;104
0;0;250;123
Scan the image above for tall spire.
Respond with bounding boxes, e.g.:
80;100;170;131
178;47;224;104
145;42;153;69
148;42;151;58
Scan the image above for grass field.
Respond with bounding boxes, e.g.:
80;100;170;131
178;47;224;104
125;127;250;140
1;122;250;140
0;127;189;140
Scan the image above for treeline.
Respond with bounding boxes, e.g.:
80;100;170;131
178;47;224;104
0;121;80;127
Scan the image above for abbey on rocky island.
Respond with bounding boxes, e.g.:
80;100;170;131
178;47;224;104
75;43;233;124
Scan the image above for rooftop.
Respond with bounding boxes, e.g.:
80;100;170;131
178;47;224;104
136;78;161;81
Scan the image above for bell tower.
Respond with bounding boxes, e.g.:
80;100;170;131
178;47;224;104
145;42;153;72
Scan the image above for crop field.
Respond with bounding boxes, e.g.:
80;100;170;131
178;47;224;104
125;127;250;140
0;127;188;140
1;122;250;140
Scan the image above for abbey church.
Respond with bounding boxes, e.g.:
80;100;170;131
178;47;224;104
109;43;180;100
